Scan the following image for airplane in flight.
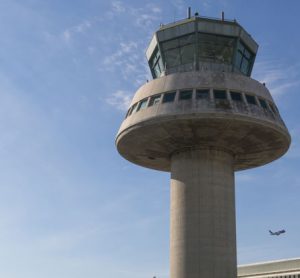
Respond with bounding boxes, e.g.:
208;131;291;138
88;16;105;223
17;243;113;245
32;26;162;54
269;229;286;236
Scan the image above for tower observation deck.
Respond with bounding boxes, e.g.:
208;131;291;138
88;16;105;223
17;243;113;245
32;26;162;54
116;13;291;278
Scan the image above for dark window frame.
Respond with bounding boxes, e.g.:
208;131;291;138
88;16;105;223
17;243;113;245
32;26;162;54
129;103;138;115
269;102;277;114
259;98;267;109
162;91;176;103
196;89;210;100
149;47;163;79
125;107;132;118
235;40;254;76
198;32;235;65
136;98;149;112
162;33;196;68
148;94;161;107
245;94;257;105
179;90;193;100
214;89;227;100
230;91;242;102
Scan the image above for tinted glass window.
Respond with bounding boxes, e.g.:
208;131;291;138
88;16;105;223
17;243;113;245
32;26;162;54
163;92;176;103
162;38;179;50
269;103;277;114
259;98;267;109
179;90;193;100
162;34;196;69
246;94;256;105
198;33;235;64
196;89;210;99
181;44;194;64
179;34;195;46
235;41;254;76
130;103;138;114
137;98;148;111
126;107;132;118
149;47;163;79
230;91;242;101
214;90;227;100
148;95;161;106
164;48;180;67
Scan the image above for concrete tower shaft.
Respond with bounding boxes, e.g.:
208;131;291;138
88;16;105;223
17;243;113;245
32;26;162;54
115;14;290;278
170;149;236;278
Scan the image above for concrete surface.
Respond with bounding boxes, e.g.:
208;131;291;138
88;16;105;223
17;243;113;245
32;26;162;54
170;149;236;278
116;71;290;172
238;258;300;277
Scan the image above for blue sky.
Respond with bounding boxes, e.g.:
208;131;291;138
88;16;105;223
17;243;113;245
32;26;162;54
0;0;299;277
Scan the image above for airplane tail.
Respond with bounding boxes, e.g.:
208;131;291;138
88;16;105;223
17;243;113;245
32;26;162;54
269;230;273;235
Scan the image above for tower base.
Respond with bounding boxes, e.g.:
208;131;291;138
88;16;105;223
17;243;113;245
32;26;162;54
170;149;237;278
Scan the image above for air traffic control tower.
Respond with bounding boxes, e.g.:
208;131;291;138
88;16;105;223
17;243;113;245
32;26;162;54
116;12;291;278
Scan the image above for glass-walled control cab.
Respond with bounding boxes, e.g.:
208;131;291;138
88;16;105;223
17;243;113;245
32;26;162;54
149;47;164;79
146;16;258;79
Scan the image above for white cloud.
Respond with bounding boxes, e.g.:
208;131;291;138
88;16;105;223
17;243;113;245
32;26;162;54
76;21;91;33
111;1;126;13
135;13;159;28
253;60;300;98
105;90;133;111
151;6;162;14
63;30;71;42
100;2;162;111
101;40;151;84
103;41;138;66
130;5;162;29
62;20;92;43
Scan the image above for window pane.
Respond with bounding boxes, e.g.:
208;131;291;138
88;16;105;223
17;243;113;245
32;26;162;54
244;48;251;59
198;33;234;64
259;98;267;108
230;91;242;101
179;34;195;46
158;57;164;72
222;45;234;64
130;103;138;114
269;102;277;113
238;41;245;52
148;95;161;106
196;89;209;99
181;44;194;64
126;107;132;118
165;48;181;67
241;59;250;75
137;98;148;111
235;41;254;76
163;91;176;103
235;51;243;69
246;94;256;105
153;62;161;78
179;90;193;100
214;90;227;100
149;47;159;68
149;47;163;78
162;38;179;50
